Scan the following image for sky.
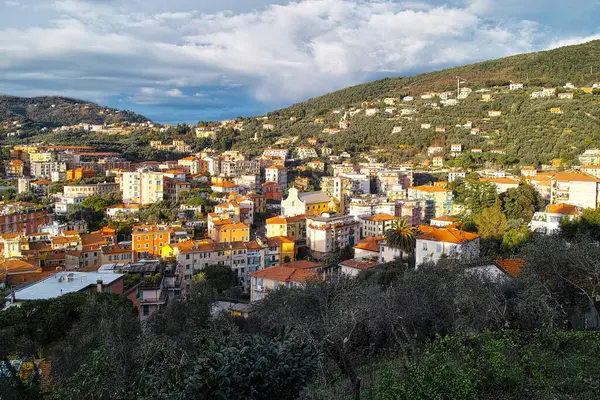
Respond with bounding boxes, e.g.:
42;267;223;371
1;0;600;124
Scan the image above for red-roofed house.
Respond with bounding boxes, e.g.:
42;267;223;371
412;225;480;266
339;259;378;277
529;203;580;234
249;264;318;301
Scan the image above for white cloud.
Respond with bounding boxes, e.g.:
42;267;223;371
0;0;593;111
547;33;600;49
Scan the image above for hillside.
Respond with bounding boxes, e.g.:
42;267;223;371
280;40;600;115
0;95;150;129
230;40;600;166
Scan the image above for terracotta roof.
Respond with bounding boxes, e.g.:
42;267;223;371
267;236;295;245
81;232;107;247
551;171;600;183
417;226;479;244
266;214;306;224
354;236;384;253
212;181;238;188
219;223;249;230
280;260;320;270
494;258;524;277
363;213;396;222
547;203;580;216
32;179;52;185
250;265;317;283
265;164;286;169
341;259;378;270
410;185;450;193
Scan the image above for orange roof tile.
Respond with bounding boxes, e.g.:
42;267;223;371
250;265;317;283
364;213;396;222
494;258;524;277
551;171;600;182
354;236;384;252
411;185;450;193
341;259;378;270
417;226;479;244
547;203;580;216
280;260;320;270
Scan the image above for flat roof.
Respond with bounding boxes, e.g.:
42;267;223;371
11;271;124;301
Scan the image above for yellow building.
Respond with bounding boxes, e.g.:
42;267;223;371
550;107;562;114
29;152;53;163
216;223;250;243
265;215;306;243
281;188;333;217
66;168;96;181
265;236;296;265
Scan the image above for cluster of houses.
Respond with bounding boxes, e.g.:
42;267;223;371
2;82;600;321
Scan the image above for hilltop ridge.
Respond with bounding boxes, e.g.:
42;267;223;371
0;95;150;129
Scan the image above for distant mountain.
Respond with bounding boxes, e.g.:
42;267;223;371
228;40;600;166
0;95;150;128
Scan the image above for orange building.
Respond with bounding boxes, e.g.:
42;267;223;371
66;168;97;181
131;225;171;261
5;159;24;177
262;181;282;201
0;203;54;235
215;222;250;243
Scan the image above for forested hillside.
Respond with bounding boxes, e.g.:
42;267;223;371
280;40;600;115
0;96;150;128
229;40;600;166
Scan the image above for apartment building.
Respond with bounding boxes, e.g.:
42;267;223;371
306;213;360;259
407;186;453;220
265;164;287;189
265;214;306;243
361;214;396;238
0;203;54;235
131;225;172;261
30;161;67;179
121;171;164;205
550;172;600;209
63;182;120;197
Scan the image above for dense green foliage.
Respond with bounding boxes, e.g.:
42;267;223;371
1;285;318;399
224;40;600;165
0;95;149;128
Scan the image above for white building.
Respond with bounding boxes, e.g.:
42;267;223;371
448;171;467;182
529;204;580;234
296;146;318;160
55;194;88;215
121;171;164;205
306;213;360;259
550;172;600;209
360;214;396;238
265;165;288;189
509;82;524;90
415;226;480;266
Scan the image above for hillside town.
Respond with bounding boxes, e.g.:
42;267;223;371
3;79;600;308
3;79;600;397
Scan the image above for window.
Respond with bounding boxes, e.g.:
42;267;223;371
142;305;149;316
436;244;442;253
422;242;428;251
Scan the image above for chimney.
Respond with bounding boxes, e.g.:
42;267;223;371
96;279;103;293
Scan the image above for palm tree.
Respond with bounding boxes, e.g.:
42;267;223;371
384;217;418;260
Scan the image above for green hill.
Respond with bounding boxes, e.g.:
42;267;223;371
230;40;600;166
0;95;150;129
